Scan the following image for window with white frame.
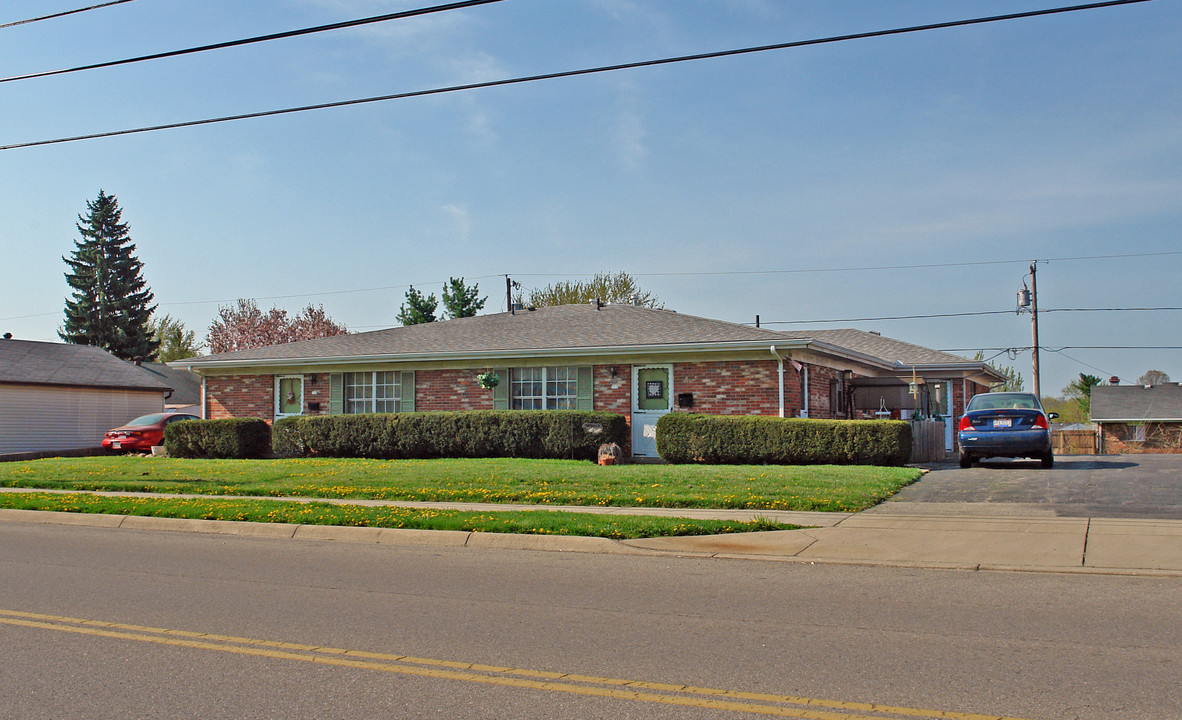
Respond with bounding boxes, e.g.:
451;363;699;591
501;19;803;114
512;366;577;410
344;371;400;413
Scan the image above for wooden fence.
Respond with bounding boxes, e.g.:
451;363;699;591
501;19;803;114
910;420;947;463
1053;429;1098;455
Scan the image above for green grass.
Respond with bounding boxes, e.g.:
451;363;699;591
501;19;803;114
0;455;921;512
0;492;792;540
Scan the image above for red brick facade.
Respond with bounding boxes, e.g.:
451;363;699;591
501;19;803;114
670;360;786;418
203;362;980;456
206;375;272;420
416;369;494;412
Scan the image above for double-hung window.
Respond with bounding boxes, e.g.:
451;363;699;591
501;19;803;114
344;371;400;413
511;367;577;410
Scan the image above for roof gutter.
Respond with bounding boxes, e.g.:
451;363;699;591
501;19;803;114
171;339;815;373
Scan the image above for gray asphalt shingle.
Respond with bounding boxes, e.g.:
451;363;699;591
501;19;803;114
0;339;172;391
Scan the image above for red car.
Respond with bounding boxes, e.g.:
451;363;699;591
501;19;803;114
102;412;199;452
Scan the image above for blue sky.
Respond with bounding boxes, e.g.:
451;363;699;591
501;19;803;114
2;0;1179;397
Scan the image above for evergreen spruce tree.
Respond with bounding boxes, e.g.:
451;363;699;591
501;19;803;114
440;277;486;319
60;190;159;360
397;286;438;325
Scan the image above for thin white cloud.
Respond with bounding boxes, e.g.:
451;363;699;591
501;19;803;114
614;108;648;171
442;203;472;241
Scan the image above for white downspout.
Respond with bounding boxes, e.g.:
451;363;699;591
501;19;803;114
802;365;809;418
771;346;785;418
200;376;207;420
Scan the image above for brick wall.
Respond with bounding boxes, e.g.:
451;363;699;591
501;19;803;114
671;359;789;417
304;375;331;416
805;364;840;419
594;364;632;455
206;375;273;421
204;360;841;427
416;369;494;412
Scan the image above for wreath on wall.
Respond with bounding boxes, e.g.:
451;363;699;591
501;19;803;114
477;371;500;390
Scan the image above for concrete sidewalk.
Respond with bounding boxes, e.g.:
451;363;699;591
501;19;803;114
2;488;1181;576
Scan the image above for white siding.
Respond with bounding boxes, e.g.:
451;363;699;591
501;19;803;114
0;384;165;454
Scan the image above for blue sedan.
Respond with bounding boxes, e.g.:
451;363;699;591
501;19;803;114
957;392;1058;468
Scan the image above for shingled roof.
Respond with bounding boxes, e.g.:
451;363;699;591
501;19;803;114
178;303;796;366
1091;384;1182;422
0;339;172;391
776;328;981;367
174;303;991;376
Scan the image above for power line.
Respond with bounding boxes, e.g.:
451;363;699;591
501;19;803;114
511;250;1182;280
0;0;1152;151
0;0;135;30
0;0;504;85
758;306;1182;326
1042;306;1182;314
944;346;1182;351
763;310;1013;324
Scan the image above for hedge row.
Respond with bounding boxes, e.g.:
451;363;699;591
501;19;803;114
656;413;912;466
273;410;627;461
164;418;272;459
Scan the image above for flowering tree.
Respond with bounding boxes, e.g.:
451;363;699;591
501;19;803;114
207;299;348;353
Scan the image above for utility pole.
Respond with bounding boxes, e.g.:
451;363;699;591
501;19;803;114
506;275;513;315
1030;261;1041;398
1017;260;1042;398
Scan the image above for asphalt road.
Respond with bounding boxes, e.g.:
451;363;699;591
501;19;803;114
881;454;1182;519
2;521;1179;719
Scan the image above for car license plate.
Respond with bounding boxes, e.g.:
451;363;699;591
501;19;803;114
992;419;1012;428
112;441;121;449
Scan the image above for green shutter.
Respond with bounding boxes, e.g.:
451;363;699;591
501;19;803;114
400;371;415;413
329;373;343;414
576;366;594;410
492;367;510;410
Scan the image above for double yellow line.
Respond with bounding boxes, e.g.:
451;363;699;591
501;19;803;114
0;608;1030;720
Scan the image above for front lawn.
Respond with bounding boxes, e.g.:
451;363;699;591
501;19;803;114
0;492;789;540
0;456;922;513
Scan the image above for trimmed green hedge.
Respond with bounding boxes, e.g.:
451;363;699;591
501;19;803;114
656;413;912;466
274;410;627;461
164;418;272;459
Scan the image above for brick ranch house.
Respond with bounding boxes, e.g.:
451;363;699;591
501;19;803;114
1091;383;1182;453
172;303;1004;458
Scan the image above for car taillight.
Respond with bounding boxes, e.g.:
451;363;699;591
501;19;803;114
958;416;973;431
1033;414;1049;430
128;431;143;437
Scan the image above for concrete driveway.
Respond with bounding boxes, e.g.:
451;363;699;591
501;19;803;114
874;454;1182;520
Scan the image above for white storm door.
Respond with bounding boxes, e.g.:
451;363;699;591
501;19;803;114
275;375;304;419
631;365;672;457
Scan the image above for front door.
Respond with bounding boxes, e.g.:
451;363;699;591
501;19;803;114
632;365;672;457
276;375;304;419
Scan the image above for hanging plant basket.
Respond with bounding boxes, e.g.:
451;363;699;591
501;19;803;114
477;371;500;390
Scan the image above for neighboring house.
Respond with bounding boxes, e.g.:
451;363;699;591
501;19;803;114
1091;384;1182;453
139;361;202;414
0;338;172;455
172;303;1004;458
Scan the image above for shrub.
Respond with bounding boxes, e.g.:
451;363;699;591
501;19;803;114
656;413;912;466
272;411;627;461
165;418;272;459
272;416;307;458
